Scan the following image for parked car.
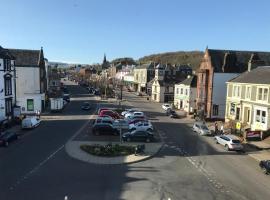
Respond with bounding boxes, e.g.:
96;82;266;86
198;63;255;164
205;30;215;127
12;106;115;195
125;111;144;119
193;122;211;136
162;103;171;111
63;95;70;103
122;130;154;142
22;117;41;129
98;108;111;115
94;117;114;125
129;121;153;132
112;119;129;130
128;118;147;125
214;134;244;151
99;110;121;119
81;102;91;110
259;160;270;174
168;110;179;118
126;115;146;122
0;131;18;147
92;123;119;135
121;108;140;116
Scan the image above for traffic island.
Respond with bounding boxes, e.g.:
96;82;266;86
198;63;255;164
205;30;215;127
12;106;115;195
65;141;163;165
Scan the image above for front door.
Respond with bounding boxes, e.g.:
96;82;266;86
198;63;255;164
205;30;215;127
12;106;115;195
180;100;183;109
243;107;250;123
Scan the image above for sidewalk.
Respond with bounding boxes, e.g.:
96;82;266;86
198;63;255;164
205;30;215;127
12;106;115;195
65;141;163;165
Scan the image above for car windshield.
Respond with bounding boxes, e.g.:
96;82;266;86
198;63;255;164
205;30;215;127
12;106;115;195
201;125;209;130
232;140;241;144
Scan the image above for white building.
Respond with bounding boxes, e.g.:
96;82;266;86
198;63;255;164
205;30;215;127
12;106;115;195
226;66;270;137
9;48;47;114
174;75;197;113
0;46;15;123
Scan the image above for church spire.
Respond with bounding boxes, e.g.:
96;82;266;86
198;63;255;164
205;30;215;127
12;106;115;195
103;53;107;64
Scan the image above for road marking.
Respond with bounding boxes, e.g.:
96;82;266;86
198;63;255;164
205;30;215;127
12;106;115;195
9;144;64;191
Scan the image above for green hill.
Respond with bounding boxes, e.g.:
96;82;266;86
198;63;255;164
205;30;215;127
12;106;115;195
138;51;204;70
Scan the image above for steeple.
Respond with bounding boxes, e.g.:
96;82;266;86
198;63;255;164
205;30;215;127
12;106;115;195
103;53;107;64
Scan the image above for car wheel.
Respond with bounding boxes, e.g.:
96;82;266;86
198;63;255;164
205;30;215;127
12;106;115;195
127;138;131;142
215;139;219;144
225;144;230;151
5;141;9;147
147;128;153;132
146;138;151;143
262;167;268;175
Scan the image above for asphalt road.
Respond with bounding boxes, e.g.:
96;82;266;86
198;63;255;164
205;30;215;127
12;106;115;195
1;83;270;200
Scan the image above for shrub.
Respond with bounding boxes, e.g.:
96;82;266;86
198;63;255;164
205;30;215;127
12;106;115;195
80;144;135;157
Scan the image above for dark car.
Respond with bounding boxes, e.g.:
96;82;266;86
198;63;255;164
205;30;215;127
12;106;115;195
0;131;18;147
81;102;91;110
259;160;270;174
122;130;154;142
63;95;70;102
169;110;179;118
92;123;119;135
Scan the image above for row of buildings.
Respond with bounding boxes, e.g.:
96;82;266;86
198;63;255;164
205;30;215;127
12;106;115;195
104;48;270;137
0;45;57;125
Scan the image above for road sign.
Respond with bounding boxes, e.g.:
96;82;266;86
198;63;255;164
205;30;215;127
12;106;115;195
236;122;241;130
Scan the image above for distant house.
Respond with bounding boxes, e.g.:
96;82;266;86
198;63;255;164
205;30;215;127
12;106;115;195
174;75;197;113
9;47;47;114
0;46;15;123
225;66;270;137
133;63;155;94
196;48;270;119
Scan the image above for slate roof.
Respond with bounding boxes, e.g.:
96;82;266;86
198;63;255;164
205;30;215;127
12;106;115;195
0;46;15;59
228;66;270;84
208;49;270;73
136;63;155;69
176;75;197;87
8;48;42;66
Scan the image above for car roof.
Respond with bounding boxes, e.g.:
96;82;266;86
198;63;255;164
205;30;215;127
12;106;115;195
222;134;240;140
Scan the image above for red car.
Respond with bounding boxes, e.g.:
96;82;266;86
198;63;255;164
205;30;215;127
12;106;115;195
99;110;120;119
98;108;111;115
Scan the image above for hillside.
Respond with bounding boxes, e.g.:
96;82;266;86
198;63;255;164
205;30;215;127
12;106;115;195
138;51;204;70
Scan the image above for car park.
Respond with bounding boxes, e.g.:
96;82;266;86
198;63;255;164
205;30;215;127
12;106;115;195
99;110;121;119
0;131;18;147
92;123;119;135
193;122;211;136
162;103;171;111
122;130;154;142
259;160;270;174
22;117;41;129
129;121;153;132
215;134;244;151
81;102;91;110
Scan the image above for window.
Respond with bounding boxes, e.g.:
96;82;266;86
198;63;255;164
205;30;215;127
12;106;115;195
176;88;179;94
185;89;188;95
180;88;183;94
257;87;268;101
3;59;11;71
233;85;241;98
4;75;12;96
246;86;251;99
213;104;219;116
255;110;267;124
27;99;34;111
5;98;12;115
236;107;240;120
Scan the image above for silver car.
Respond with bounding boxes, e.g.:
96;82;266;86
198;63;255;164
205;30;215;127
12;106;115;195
192;122;211;136
215;134;244;151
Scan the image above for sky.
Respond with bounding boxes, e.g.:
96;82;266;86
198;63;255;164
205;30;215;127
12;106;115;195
1;0;270;64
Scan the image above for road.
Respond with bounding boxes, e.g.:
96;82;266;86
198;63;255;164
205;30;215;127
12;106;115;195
1;83;270;200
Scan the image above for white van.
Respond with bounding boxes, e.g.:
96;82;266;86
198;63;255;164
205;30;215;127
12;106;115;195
22;117;41;129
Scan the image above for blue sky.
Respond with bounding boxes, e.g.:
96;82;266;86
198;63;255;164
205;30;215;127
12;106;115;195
1;0;270;64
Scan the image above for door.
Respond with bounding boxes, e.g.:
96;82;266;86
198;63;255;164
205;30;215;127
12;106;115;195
180;100;183;109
